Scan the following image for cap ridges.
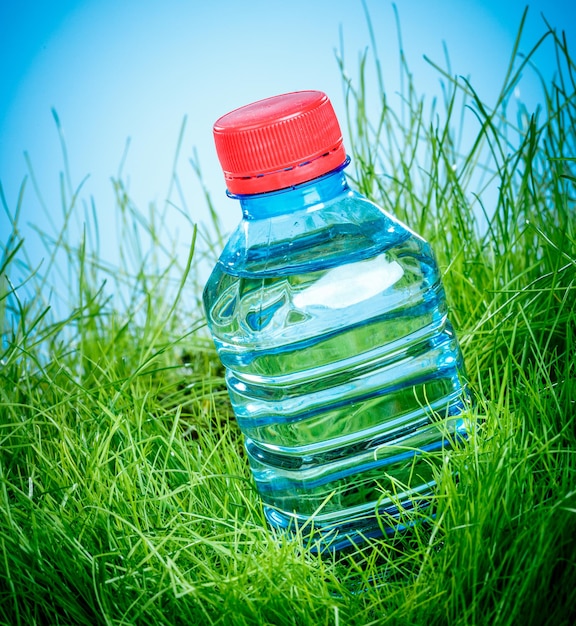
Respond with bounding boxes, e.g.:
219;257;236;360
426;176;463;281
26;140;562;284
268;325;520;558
213;91;347;194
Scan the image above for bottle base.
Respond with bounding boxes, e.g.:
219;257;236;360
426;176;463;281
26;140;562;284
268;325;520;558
264;494;434;554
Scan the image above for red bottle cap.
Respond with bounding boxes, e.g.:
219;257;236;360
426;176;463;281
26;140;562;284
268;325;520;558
213;91;347;195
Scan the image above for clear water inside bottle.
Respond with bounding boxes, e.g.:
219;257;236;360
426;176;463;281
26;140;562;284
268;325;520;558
203;171;470;551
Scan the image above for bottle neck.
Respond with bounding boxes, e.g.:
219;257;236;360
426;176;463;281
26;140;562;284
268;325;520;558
231;161;350;220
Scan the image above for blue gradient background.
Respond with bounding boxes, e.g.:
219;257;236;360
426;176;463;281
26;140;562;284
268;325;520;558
1;0;575;278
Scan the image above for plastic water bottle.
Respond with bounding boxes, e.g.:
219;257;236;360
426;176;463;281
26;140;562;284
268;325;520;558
203;91;470;552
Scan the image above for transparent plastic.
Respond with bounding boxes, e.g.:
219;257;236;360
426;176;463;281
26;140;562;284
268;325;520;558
203;164;470;551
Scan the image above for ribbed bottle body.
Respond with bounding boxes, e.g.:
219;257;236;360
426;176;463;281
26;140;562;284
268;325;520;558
203;173;469;550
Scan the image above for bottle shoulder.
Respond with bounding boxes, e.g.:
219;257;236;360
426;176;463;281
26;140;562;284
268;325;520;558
211;190;425;279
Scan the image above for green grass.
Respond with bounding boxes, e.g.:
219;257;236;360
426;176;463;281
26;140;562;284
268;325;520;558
1;9;575;625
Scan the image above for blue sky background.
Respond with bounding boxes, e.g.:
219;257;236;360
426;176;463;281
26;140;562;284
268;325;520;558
1;0;575;289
